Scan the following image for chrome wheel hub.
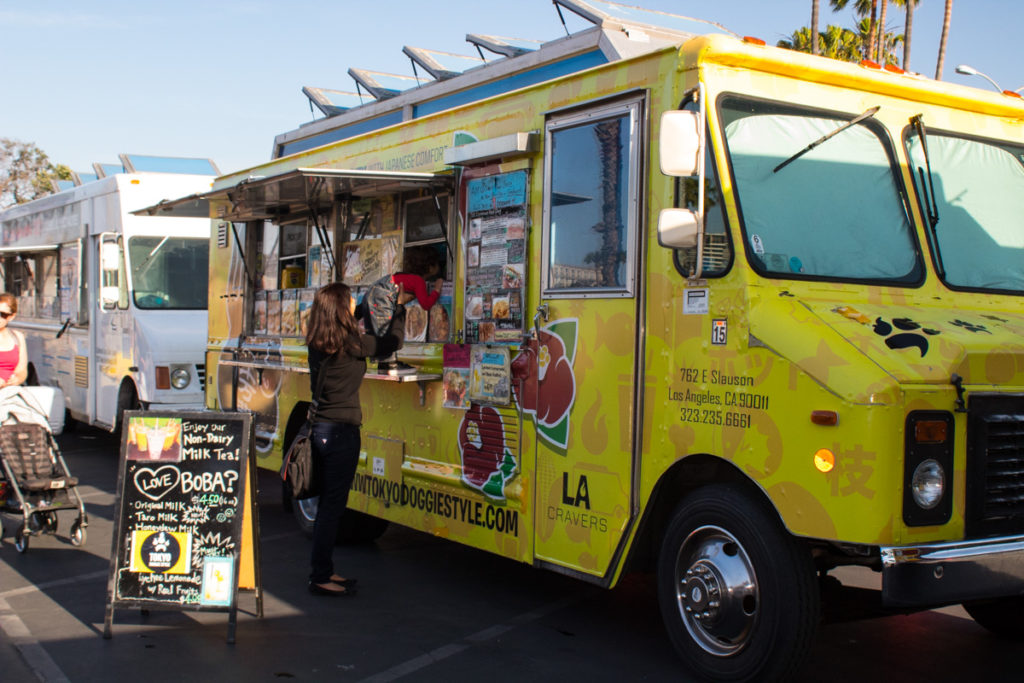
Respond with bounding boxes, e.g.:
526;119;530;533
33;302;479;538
674;525;758;656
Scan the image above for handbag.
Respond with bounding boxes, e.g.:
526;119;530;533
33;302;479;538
280;352;334;499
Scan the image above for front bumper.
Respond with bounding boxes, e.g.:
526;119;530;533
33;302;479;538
881;535;1024;607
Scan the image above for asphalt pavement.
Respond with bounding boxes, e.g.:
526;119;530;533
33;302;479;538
3;423;1024;682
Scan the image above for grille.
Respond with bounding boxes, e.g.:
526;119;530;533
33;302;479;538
966;395;1024;538
195;364;206;386
74;356;88;387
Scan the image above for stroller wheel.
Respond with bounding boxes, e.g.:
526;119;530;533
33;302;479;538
14;524;29;553
70;521;86;547
41;512;58;534
32;512;57;535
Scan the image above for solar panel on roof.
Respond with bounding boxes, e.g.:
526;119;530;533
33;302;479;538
465;34;541;59
403;47;486;80
120;154;219;175
348;69;431;100
553;0;736;37
93;163;124;178
303;87;368;117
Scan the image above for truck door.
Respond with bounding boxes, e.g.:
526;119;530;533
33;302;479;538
94;232;131;428
530;95;645;579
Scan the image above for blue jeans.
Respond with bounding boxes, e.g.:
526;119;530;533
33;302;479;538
309;421;360;584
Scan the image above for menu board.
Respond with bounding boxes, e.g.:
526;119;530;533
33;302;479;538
104;412;257;640
341;232;401;287
463;171;528;344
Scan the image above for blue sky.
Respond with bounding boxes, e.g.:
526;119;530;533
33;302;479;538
0;1;1017;175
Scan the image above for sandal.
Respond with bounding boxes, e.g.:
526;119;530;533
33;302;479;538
330;575;358;587
308;582;356;597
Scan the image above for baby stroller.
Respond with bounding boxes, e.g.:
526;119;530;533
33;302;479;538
0;386;87;553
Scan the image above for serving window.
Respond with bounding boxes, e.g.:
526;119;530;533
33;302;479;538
246;188;454;344
0;251;60;319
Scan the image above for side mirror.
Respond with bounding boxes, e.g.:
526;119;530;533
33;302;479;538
100;286;120;309
660;110;702;177
658;208;700;249
101;242;121;271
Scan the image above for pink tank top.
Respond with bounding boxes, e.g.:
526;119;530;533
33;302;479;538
0;344;19;381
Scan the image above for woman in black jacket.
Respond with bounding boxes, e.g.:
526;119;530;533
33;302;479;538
304;282;405;596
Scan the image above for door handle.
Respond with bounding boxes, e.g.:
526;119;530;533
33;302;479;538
533;303;549;339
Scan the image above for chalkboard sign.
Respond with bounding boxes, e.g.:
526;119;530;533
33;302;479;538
103;411;259;641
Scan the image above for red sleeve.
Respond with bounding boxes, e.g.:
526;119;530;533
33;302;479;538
393;273;439;309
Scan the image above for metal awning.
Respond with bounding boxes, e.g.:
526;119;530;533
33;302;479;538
133;168;455;222
133;192;214;218
0;244;60;253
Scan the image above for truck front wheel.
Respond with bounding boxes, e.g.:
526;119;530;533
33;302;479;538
657;484;819;682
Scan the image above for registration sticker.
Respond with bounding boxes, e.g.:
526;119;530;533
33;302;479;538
711;319;728;346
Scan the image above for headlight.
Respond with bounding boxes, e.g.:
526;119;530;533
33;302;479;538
911;458;944;510
170;367;191;390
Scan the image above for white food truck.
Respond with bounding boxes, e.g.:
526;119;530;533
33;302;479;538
0;155;217;430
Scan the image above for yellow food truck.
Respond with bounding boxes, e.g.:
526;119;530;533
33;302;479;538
144;1;1024;679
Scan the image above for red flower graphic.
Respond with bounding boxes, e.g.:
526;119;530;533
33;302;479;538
511;328;575;427
459;404;506;487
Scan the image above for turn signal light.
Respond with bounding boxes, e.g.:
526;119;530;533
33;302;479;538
156;366;170;390
814;449;836;473
914;420;948;443
743;36;766;46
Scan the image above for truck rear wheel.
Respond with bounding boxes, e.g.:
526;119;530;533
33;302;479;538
657;484;819;682
963;597;1024;639
287;487;389;543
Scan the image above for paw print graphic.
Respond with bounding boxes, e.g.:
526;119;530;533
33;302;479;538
950;319;991;334
872;317;940;358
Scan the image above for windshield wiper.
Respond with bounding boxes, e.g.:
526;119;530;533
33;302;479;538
135;236;169;277
773;106;881;174
910;113;944;277
910;114;941;228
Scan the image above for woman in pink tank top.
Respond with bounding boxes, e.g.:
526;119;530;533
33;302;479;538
0;292;28;387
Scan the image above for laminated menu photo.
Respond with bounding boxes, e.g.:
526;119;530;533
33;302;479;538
267;290;282;336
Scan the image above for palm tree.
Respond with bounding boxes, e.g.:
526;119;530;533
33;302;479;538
875;0;888;62
856;17;904;65
811;0;821;55
830;0;878;60
935;0;954;80
778;24;864;62
892;0;921;71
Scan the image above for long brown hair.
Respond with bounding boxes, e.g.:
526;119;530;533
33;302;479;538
305;283;362;355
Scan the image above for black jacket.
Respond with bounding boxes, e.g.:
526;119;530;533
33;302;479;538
307;307;405;425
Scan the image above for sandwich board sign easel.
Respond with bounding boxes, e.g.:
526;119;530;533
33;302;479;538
103;411;261;643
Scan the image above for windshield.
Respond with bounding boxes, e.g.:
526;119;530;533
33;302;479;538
127;236;209;309
720;97;920;283
906;130;1024;293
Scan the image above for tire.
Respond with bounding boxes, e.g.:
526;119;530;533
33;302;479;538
287;484;388;543
15;524;29;553
114;382;140;436
70;520;86;547
337;509;389;543
964;598;1024;639
39;511;58;535
657;484;820;682
291;488;318;538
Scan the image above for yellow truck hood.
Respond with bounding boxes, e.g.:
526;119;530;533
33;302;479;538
749;295;1024;404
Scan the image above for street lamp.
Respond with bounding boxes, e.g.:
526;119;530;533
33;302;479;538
955;64;1003;92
